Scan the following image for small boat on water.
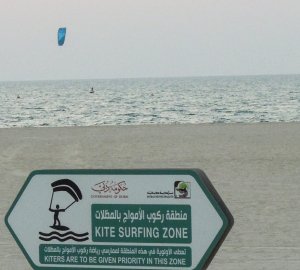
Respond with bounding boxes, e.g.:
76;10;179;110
90;87;94;94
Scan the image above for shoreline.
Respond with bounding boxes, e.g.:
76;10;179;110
1;120;300;130
1;122;299;269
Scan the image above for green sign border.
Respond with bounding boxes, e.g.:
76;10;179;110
5;169;234;270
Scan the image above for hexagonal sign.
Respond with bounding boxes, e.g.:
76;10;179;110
5;169;233;270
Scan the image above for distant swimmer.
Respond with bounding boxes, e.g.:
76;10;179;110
17;95;20;99
90;87;94;94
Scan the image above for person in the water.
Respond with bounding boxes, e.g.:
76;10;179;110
49;204;65;226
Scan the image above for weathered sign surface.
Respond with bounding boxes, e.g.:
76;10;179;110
5;169;233;269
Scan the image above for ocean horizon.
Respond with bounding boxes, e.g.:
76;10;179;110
0;74;299;128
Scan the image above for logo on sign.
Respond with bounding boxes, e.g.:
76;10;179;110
91;180;128;199
146;190;174;198
174;181;191;199
92;180;128;194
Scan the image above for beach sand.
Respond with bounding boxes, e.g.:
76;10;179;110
0;123;299;269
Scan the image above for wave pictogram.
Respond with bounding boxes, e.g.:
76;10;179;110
39;231;89;242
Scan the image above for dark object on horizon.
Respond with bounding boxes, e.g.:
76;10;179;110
90;87;94;93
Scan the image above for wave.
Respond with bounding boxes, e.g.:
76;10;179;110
39;231;88;237
39;235;89;242
39;231;89;242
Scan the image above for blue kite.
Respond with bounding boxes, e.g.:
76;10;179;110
57;27;67;46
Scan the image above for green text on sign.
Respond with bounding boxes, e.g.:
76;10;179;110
92;204;191;243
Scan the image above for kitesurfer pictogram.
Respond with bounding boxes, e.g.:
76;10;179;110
48;179;82;231
39;179;89;242
49;204;65;228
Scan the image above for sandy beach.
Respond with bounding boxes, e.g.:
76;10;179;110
0;122;299;269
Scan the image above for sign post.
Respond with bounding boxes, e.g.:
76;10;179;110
5;169;233;269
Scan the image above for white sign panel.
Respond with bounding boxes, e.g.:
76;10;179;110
6;169;233;270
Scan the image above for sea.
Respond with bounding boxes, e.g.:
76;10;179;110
0;75;299;128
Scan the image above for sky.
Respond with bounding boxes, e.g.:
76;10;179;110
0;0;300;81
